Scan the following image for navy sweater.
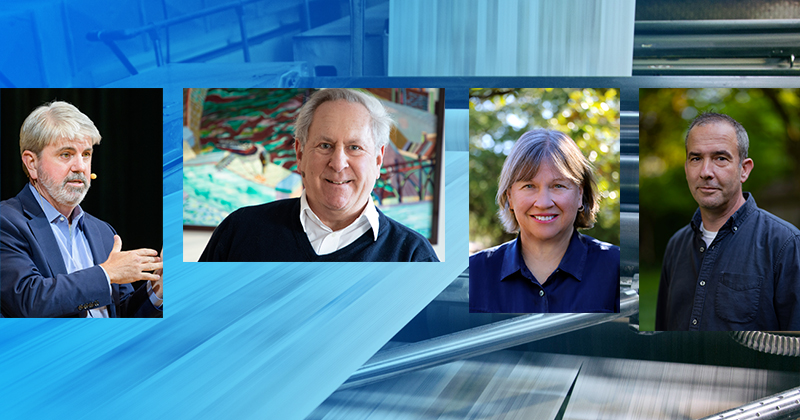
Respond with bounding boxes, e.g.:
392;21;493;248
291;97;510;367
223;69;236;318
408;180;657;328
199;198;439;262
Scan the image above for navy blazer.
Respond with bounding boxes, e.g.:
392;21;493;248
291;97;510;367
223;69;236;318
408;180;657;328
1;186;160;318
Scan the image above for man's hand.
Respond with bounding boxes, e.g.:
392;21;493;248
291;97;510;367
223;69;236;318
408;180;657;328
100;235;162;284
151;248;163;299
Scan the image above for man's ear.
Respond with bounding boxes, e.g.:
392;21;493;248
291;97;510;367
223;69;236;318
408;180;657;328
740;157;754;183
22;150;38;180
294;139;303;174
375;145;385;178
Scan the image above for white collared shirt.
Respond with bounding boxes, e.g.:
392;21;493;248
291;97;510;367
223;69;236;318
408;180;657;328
299;190;380;255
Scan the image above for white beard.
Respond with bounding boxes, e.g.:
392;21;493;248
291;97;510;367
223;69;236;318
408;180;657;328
37;168;90;209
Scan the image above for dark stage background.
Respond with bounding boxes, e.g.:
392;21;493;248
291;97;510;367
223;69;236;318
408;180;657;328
0;88;163;256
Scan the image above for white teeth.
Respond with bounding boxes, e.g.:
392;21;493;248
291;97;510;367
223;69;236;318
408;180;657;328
533;215;555;221
329;180;348;185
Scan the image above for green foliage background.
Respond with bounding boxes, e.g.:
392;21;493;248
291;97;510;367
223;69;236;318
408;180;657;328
639;88;800;330
469;88;621;252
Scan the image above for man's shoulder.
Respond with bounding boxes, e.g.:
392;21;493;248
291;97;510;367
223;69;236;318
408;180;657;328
752;206;800;238
1;187;30;219
0;195;23;218
227;198;299;223
667;224;694;243
377;211;438;261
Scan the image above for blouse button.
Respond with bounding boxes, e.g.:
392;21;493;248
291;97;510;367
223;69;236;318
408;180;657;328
539;290;545;297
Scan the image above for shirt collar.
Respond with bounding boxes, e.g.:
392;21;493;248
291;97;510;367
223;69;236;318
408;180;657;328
690;191;756;234
499;229;587;283
28;183;85;227
298;190;380;241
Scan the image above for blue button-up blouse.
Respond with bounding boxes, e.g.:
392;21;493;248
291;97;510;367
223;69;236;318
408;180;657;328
469;230;620;313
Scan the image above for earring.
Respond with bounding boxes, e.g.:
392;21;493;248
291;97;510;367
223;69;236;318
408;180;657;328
578;205;584;212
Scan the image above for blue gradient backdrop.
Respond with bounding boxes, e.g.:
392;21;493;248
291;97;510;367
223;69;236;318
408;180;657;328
1;43;468;420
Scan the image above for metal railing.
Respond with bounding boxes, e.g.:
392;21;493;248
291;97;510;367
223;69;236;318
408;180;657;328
86;0;306;75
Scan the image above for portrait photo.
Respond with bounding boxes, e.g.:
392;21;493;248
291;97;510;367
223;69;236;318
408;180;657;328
468;88;621;314
182;88;444;262
639;88;800;331
0;88;163;318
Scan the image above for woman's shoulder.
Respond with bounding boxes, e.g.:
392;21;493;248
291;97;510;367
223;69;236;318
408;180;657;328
469;239;516;264
577;233;620;257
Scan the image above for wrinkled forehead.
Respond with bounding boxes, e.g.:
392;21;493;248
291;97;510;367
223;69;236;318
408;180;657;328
47;136;95;151
686;122;737;150
313;100;371;128
309;100;375;146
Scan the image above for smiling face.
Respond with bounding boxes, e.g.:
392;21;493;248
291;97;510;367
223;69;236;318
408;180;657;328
23;136;93;217
295;100;384;230
507;160;583;246
685;122;752;216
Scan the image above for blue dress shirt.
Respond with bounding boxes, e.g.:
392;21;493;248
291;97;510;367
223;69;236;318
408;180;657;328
30;184;111;317
656;193;800;331
29;184;162;314
469;230;620;313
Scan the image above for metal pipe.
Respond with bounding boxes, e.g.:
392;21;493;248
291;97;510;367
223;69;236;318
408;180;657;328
179;23;301;64
349;0;364;76
148;30;164;67
634;33;800;59
88;0;265;41
235;3;251;63
103;40;139;75
636;19;800;35
698;385;800;420
302;0;311;31
341;287;638;390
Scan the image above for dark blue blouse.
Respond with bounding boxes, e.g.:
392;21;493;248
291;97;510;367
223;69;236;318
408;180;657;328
469;230;620;313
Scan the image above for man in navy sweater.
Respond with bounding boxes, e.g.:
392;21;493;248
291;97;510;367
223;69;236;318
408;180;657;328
199;89;438;262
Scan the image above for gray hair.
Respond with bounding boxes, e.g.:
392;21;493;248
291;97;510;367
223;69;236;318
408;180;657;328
293;89;394;151
496;129;599;233
685;112;749;163
20;101;101;178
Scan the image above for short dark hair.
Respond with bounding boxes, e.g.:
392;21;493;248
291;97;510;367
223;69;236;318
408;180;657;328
686;112;749;163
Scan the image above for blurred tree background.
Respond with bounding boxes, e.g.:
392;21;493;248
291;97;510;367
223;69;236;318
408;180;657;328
639;88;800;331
469;88;621;253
